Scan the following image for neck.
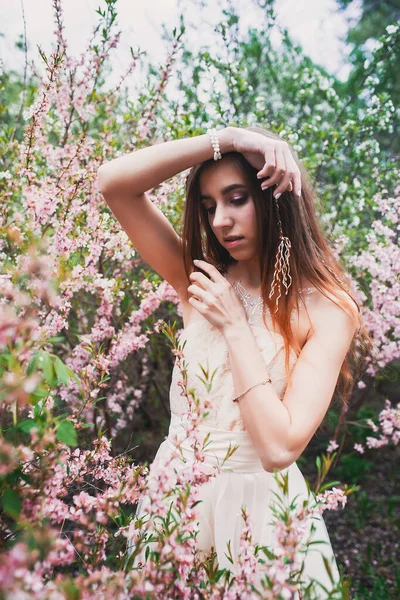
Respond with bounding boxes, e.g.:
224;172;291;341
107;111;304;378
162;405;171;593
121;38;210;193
231;262;261;290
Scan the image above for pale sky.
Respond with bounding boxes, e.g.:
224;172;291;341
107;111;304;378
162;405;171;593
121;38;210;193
1;0;362;94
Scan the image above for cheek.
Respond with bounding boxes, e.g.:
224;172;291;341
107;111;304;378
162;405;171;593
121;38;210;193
241;203;256;225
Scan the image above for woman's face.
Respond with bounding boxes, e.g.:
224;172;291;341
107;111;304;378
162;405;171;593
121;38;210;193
198;159;258;260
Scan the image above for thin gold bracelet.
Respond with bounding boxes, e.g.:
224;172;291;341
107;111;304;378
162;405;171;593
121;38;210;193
232;376;272;403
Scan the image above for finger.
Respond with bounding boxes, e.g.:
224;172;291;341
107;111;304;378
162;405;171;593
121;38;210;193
257;147;275;179
262;145;286;191
273;149;294;198
188;295;204;311
187;283;207;301
291;162;302;198
282;152;301;197
193;259;220;283
189;270;213;290
275;172;292;193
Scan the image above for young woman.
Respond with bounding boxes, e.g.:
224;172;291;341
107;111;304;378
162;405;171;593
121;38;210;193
98;126;363;596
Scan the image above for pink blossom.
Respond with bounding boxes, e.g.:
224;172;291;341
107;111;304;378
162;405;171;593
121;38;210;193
326;439;339;453
316;487;348;512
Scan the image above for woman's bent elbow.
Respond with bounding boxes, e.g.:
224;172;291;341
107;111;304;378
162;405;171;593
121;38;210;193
262;451;297;473
263;460;284;474
97;165;110;195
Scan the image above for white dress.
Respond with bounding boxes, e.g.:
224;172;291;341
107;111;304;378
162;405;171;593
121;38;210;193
126;279;342;598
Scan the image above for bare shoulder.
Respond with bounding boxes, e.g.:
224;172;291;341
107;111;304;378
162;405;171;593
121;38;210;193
304;282;360;342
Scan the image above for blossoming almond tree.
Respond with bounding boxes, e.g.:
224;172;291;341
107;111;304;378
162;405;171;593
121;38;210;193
0;0;399;597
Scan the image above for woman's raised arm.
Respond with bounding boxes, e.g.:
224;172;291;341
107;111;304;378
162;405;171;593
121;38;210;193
96;128;235;296
97;127;235;197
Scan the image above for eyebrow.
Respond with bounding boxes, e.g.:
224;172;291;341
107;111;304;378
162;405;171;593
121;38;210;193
200;183;248;202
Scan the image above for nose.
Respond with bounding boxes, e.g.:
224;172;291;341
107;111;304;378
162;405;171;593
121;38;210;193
212;205;233;230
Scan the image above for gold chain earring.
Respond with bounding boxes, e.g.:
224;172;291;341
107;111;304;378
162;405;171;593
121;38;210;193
268;196;292;313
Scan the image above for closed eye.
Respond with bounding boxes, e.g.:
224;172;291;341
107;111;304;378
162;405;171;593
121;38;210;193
204;196;248;214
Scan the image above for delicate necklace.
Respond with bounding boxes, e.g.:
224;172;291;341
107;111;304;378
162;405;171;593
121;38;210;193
231;279;266;326
227;274;314;327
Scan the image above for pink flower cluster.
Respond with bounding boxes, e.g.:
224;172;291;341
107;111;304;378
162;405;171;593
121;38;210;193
348;184;400;375
358;399;400;451
315;487;348;513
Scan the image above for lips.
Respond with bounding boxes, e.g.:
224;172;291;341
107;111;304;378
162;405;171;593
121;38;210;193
224;236;244;242
224;237;244;248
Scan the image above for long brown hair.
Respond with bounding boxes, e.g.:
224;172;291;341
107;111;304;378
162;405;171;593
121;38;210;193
181;126;373;409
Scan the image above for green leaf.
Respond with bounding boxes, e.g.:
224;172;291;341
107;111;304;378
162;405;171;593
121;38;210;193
322;554;334;583
56;419;77;447
31;385;51;404
318;480;342;493
215;569;226;582
65;365;80;385
54;356;70;385
260;546;276;560
41;352;56;386
26;353;40;376
18;419;39;433
2;487;21;519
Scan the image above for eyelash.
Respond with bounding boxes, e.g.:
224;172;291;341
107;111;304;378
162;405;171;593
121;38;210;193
204;196;248;214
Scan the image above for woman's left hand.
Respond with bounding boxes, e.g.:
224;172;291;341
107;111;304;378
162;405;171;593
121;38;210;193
187;260;249;334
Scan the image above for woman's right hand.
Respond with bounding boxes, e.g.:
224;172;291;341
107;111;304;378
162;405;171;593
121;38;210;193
228;126;302;199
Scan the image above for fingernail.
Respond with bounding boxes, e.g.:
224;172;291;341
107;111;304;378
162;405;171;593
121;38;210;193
274;192;281;200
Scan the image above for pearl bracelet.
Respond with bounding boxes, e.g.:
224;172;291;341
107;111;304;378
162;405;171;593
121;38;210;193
232;376;272;403
207;127;222;161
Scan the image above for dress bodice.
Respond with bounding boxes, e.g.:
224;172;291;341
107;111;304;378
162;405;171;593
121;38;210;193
169;318;298;432
169;273;316;432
